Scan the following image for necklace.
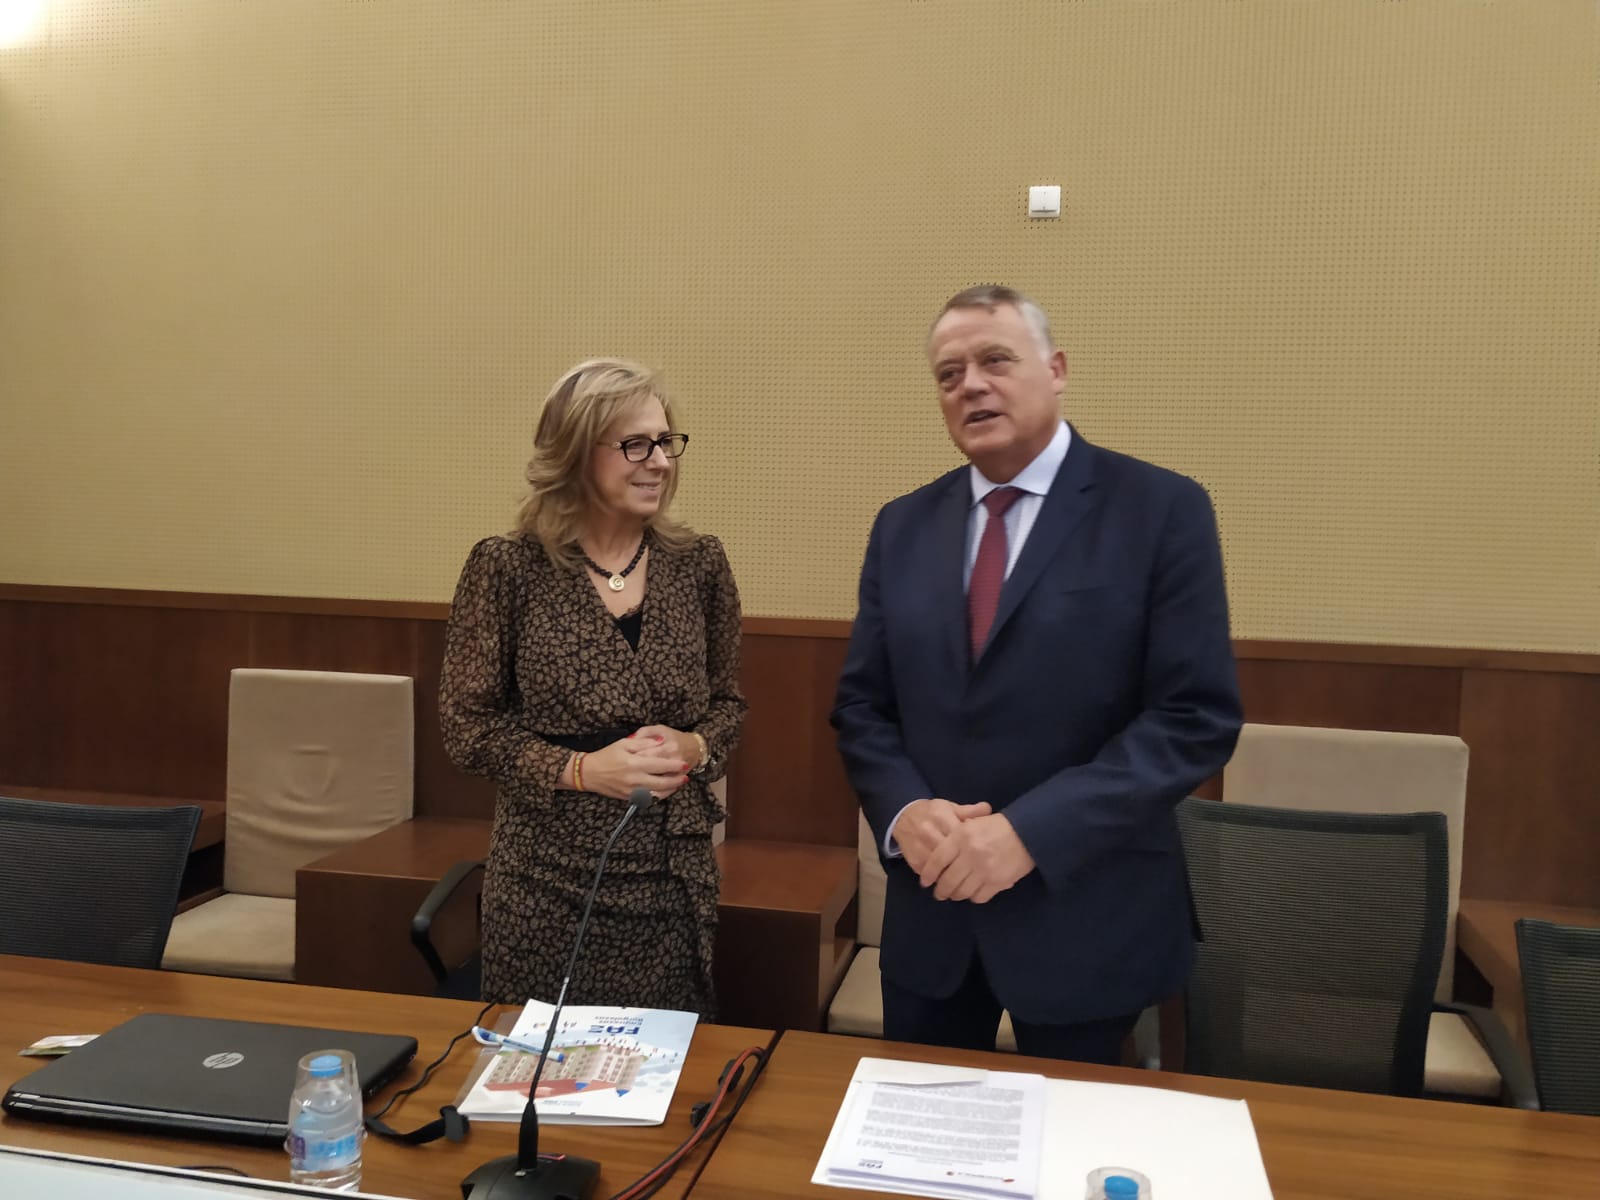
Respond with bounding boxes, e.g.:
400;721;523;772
580;532;649;592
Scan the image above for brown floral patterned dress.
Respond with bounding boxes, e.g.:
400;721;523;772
439;531;745;1014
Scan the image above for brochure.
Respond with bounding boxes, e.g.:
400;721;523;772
455;1002;698;1126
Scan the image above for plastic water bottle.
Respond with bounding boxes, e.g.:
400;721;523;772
1085;1166;1152;1199
286;1050;364;1191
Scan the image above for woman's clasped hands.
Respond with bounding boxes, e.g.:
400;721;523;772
577;726;696;800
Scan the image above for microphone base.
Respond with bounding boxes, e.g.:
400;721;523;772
459;1151;600;1200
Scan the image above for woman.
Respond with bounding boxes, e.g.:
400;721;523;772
440;358;745;1014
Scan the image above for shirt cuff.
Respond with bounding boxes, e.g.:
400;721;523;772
883;801;920;859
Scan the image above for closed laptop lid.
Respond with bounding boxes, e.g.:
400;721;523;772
2;1013;417;1145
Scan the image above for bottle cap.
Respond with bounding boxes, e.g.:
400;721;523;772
1086;1166;1150;1199
307;1054;343;1078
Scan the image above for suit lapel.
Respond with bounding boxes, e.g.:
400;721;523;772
930;471;974;681
976;431;1101;665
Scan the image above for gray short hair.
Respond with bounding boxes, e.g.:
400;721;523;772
930;285;1055;357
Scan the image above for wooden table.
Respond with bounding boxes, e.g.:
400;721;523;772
1458;898;1600;1047
0;954;773;1199
296;821;858;1032
1;785;226;900
693;1030;1600;1200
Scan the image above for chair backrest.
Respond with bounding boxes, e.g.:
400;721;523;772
0;796;200;969
1177;796;1449;1096
856;813;887;949
1223;723;1467;1000
225;669;415;898
412;859;486;1000
1515;917;1600;1116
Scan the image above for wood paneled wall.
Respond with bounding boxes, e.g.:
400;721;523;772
2;587;1596;906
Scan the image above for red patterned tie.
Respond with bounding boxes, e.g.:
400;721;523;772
968;486;1023;660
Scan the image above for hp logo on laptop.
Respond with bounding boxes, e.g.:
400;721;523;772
203;1052;245;1070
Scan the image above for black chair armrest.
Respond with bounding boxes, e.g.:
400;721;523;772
410;860;486;987
1436;1001;1540;1110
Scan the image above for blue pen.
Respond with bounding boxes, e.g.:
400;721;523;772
471;1026;566;1061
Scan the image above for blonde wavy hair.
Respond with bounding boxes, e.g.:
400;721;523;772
515;358;695;571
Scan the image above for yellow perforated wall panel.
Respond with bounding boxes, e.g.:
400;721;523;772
1;1;1595;650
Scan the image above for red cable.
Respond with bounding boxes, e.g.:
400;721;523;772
609;1045;765;1200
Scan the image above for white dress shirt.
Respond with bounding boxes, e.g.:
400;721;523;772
963;420;1073;588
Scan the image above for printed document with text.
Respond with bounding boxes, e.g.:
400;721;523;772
818;1058;1043;1199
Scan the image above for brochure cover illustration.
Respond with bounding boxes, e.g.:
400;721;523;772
456;1002;699;1126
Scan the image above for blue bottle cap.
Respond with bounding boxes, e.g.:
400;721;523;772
1104;1176;1141;1199
308;1054;343;1077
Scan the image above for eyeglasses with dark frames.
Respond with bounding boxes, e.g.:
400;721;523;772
601;433;689;462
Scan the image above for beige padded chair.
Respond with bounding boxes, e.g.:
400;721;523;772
826;813;1017;1051
1222;722;1501;1098
163;669;415;982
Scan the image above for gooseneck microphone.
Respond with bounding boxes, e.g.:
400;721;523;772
461;787;657;1200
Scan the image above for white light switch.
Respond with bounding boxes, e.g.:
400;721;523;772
1027;185;1062;219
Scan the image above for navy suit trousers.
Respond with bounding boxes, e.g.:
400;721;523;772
881;952;1140;1066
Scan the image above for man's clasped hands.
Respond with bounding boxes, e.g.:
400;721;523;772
892;798;1037;904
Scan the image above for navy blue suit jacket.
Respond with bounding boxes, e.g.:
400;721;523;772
831;430;1242;1024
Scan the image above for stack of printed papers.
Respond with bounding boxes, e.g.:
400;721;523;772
816;1059;1044;1199
813;1057;1275;1199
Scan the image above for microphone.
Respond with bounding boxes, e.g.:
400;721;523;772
461;787;656;1200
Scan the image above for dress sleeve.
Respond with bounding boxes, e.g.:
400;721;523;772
439;538;573;789
691;535;747;782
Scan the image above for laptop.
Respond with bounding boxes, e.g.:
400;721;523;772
0;1145;410;1197
2;1013;418;1146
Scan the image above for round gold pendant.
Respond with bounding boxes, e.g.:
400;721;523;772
607;574;626;592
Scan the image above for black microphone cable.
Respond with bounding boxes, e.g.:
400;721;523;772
366;787;662;1164
364;997;493;1145
515;787;656;1170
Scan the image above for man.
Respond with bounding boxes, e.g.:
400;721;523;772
831;285;1241;1064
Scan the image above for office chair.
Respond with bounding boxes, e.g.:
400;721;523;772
411;858;485;1000
1516;917;1600;1115
0;795;200;969
163;669;414;982
1177;796;1450;1096
1222;723;1531;1102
